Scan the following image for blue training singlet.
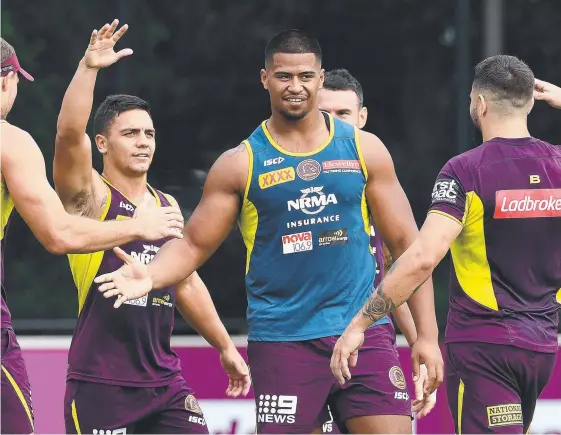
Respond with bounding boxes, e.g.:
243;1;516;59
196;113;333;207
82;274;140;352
238;113;389;342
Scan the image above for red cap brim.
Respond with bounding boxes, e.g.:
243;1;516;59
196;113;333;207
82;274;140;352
17;67;34;82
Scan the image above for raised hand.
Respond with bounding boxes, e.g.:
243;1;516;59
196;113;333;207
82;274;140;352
84;19;133;70
95;247;153;308
534;79;561;109
132;197;184;241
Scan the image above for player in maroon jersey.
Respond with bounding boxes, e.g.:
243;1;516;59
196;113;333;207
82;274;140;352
332;55;561;434
54;21;249;434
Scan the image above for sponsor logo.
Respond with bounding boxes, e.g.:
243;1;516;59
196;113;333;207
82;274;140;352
286;214;340;229
494;189;561;219
318;229;349;246
282;231;313;254
119;201;135;212
389;366;406;390
130;245;160;265
259;167;295;189
152;294;173;308
93;429;126;435
322;405;334;433
257;394;297;425
487;403;523;427
287;186;338;215
394;391;409;401
530;174;541;184
296;159;321;181
185;394;203;415
322;160;361;174
431;178;459;204
188;415;206;426
264;157;285;167
123;295;148;307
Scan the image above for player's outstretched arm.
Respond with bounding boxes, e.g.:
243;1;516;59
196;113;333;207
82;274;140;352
95;144;248;306
331;131;447;392
534;78;561;109
1;125;183;254
55;20;132;212
176;271;250;397
147;146;247;289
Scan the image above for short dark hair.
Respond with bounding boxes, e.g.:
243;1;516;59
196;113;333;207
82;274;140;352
323;69;364;107
473;55;534;108
94;94;151;136
264;29;322;66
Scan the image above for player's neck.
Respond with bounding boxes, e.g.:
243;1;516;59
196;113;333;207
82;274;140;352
481;118;531;142
267;109;328;152
101;166;148;205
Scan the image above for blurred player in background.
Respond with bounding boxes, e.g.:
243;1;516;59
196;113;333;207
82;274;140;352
318;68;437;421
54;21;249;434
95;29;443;434
332;55;561;434
0;38;184;434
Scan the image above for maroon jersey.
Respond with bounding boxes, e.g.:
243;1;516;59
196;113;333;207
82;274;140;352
429;137;561;353
67;177;182;386
369;224;385;287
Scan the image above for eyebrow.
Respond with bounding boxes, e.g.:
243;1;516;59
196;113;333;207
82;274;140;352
119;128;156;134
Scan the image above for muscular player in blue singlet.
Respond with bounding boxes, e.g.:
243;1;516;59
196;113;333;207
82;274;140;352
95;30;443;434
54;21;249;434
0;37;183;435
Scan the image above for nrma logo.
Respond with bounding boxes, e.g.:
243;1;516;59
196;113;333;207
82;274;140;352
130;245;160;264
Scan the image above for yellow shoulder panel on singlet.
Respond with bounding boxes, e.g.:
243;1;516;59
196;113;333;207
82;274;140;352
67;183;112;314
0;178;15;241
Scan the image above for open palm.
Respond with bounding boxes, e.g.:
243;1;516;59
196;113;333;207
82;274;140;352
94;247;153;308
84;19;133;69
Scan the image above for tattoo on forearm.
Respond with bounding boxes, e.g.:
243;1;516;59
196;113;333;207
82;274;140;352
361;283;396;323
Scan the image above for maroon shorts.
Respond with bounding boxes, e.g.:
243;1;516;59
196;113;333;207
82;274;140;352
1;327;34;434
64;377;208;434
446;342;556;434
248;324;412;434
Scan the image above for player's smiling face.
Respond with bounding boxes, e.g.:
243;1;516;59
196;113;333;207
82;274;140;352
261;52;324;121
98;109;156;175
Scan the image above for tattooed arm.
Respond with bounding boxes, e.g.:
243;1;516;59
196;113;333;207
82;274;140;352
353;213;462;330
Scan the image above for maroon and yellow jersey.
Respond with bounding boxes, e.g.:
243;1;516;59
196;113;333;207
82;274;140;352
429;137;561;353
67;177;182;386
1;175;15;328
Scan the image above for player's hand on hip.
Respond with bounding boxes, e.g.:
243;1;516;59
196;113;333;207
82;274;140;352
412;364;437;419
220;346;251;398
534;78;561;109
94;247;153;308
84;19;133;69
410;337;444;396
132;198;184;241
330;327;365;385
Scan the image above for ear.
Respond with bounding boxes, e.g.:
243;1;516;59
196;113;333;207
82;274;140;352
95;134;108;154
358;106;368;129
527;97;535;114
1;72;15;92
478;94;487;117
260;69;268;90
319;69;325;89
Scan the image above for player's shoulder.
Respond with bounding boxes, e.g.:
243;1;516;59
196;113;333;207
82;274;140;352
1;122;39;160
207;143;250;193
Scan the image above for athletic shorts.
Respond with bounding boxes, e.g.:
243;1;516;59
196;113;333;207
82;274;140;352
1;327;34;434
248;323;412;434
64;377;209;434
446;342;556;434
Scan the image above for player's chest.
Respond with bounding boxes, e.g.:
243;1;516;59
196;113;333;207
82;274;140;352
250;155;366;214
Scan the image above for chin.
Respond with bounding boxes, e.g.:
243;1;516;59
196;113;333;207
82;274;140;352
128;164;151;175
279;108;310;121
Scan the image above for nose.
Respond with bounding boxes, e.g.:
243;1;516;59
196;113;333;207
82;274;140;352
287;77;304;94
